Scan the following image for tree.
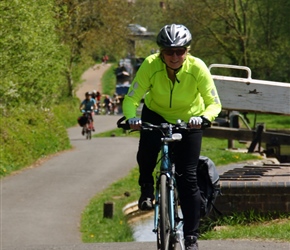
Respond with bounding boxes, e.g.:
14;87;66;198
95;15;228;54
250;0;290;81
0;0;69;108
54;0;136;96
162;0;290;81
54;0;99;97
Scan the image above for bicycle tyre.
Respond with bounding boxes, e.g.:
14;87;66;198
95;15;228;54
159;174;170;250
86;129;91;140
171;189;179;250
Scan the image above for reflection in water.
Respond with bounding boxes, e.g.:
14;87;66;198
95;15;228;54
132;209;183;242
132;215;155;241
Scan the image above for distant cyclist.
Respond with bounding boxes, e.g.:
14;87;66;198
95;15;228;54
91;90;97;100
103;95;112;114
112;93;120;115
79;92;97;135
122;24;222;250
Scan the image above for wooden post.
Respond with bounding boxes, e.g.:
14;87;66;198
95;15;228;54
103;202;114;218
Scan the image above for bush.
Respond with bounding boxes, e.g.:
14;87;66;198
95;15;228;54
0;99;80;177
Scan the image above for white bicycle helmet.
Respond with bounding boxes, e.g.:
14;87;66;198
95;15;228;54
157;24;192;48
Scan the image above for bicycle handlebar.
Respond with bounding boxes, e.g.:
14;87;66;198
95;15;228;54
142;120;188;131
82;109;98;113
116;116;211;131
82;110;91;113
117;116;129;129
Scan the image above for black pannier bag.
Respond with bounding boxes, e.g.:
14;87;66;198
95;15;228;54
197;156;221;217
77;115;88;127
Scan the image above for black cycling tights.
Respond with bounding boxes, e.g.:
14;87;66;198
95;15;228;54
137;104;202;238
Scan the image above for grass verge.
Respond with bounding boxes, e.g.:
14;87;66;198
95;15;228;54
101;63;118;96
200;212;290;241
0;98;80;177
81;167;140;242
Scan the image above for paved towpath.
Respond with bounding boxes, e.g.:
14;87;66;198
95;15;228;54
1;115;139;248
76;63;111;100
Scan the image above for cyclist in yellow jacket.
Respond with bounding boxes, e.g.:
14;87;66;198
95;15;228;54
122;24;221;250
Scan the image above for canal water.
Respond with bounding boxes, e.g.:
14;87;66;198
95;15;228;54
132;215;155;241
132;209;184;242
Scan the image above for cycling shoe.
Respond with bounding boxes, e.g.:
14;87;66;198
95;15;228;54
138;197;154;210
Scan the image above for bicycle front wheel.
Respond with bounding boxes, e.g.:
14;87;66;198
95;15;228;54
86;129;91;140
159;174;170;250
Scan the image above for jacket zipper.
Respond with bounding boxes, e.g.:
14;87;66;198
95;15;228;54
169;81;175;108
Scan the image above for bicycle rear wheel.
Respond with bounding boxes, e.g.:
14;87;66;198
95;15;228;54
158;174;171;250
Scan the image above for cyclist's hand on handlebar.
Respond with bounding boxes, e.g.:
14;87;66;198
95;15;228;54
189;116;203;128
189;116;211;128
128;117;142;130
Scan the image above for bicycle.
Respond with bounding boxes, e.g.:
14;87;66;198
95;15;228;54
117;117;210;250
82;110;94;140
94;100;103;115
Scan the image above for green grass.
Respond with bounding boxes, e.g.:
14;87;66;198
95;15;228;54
242;113;290;130
93;128;132;138
81;167;140;242
0;98;80;177
200;212;290;241
52;98;81;128
101;63;118;96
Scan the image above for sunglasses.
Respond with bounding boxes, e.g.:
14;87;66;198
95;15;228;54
162;48;187;56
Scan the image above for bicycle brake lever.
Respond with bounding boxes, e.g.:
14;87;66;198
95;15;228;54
117;116;130;130
201;116;211;128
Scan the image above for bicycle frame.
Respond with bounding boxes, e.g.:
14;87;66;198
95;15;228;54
154;136;178;228
83;111;92;127
83;111;93;139
152;124;185;250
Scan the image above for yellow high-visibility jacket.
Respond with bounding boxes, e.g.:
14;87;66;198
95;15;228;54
123;53;222;124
